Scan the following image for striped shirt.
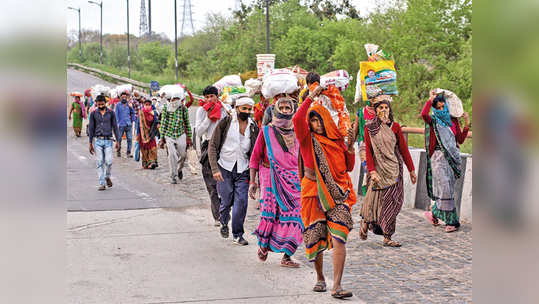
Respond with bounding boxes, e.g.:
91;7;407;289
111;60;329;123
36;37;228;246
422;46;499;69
159;104;192;139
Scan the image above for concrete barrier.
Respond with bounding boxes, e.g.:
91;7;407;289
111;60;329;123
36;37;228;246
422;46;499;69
354;148;472;224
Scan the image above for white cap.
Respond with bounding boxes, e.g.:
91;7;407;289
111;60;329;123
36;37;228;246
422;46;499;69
235;97;254;107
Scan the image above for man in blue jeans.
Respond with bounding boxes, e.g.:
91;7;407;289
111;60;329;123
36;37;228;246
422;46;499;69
114;91;135;158
89;95;121;190
208;97;259;246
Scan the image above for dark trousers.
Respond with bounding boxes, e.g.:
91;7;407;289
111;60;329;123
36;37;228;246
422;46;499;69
217;164;249;238
202;159;221;221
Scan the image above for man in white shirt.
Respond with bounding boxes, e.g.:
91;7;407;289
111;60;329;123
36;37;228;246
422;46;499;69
208;97;259;246
195;86;229;227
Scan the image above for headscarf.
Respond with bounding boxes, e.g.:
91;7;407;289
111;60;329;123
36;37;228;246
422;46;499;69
271;97;296;152
432;94;452;127
372;97;394;123
73;96;87;119
306;104;356;211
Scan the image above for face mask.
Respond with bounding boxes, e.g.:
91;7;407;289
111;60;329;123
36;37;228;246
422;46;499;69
98;105;106;110
121;99;127;104
238;111;250;121
144;105;152;111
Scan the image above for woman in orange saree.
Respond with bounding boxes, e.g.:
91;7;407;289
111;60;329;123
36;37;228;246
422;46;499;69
292;85;356;299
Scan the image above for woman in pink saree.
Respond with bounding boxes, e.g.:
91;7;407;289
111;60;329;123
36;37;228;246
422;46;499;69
249;97;303;268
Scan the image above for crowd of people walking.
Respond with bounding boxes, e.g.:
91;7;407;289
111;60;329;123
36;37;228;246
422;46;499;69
70;71;471;299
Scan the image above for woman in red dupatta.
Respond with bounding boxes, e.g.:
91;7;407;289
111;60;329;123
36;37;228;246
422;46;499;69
137;99;160;169
293;85;356;299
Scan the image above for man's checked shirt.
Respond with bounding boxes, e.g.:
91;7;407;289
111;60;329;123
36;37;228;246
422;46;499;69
159;104;192;139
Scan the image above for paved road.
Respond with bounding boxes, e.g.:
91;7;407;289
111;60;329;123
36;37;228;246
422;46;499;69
67;69;472;303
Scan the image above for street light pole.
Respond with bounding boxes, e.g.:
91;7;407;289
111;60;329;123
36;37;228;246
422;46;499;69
127;0;131;78
68;7;82;59
265;0;270;53
88;1;103;64
174;0;178;80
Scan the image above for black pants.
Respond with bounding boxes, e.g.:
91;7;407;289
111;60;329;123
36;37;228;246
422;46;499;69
200;142;220;221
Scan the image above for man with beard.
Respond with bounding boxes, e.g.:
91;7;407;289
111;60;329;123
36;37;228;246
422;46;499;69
88;95;121;191
208;97;259;245
159;89;192;184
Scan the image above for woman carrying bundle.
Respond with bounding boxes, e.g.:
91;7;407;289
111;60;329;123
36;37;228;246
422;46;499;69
422;90;470;232
249;97;303;268
359;95;417;247
68;92;87;137
293;85;356;299
136;98;160;169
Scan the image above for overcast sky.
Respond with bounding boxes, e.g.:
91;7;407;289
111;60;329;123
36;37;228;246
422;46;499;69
66;0;379;39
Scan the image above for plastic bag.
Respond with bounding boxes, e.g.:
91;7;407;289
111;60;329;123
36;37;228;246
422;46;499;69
261;69;299;99
320;69;351;92
359;60;398;100
91;84;110;99
433;88;464;118
115;84;133;95
214;75;242;94
244;78;262;96
354;69;362;103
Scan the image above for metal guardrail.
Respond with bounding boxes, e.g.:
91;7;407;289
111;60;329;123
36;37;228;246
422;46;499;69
401;126;472;139
67;62;203;100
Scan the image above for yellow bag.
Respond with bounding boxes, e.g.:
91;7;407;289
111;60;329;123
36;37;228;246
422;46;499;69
359;60;398;101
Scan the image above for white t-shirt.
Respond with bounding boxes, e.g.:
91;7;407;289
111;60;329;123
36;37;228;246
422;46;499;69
217;114;252;173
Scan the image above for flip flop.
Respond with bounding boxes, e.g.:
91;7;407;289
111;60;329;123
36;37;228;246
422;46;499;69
424;211;440;226
359;220;368;240
280;258;300;268
313;281;327;292
257;248;268;262
331;288;353;299
383;239;402;247
445;225;458;233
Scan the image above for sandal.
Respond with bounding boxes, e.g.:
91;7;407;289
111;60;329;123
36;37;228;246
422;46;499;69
445;225;458;233
280;257;300;268
313;281;327;292
424;211;440;226
359;220;368;240
331;287;353;299
257;248;268;262
383;239;402;247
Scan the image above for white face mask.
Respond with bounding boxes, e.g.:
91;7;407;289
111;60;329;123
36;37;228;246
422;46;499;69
167;99;181;112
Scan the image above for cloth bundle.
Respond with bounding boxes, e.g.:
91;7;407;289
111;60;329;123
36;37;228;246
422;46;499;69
261;69;299;99
320;69;351;92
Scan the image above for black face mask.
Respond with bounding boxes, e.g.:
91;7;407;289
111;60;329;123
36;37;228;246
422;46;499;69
121;99;127;104
238;111;250;121
98;105;106;110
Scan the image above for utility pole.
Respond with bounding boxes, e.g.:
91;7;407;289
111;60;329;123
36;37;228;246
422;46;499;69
68;7;82;59
174;0;178;80
148;0;152;40
265;0;270;53
127;0;131;78
88;1;103;64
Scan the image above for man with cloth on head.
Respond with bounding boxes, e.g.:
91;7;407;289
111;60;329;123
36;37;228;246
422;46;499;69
159;87;193;184
208;96;259;245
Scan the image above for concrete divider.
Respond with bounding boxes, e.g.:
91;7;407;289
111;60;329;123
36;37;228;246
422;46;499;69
354;148;472;224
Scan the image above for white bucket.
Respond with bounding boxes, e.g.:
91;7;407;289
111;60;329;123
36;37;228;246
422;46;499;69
256;54;275;79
